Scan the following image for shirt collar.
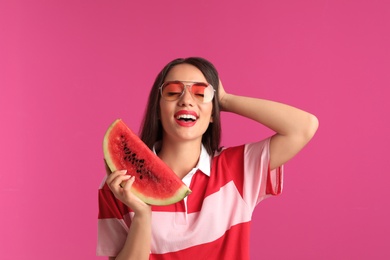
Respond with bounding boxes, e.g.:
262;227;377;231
196;144;211;176
152;142;211;177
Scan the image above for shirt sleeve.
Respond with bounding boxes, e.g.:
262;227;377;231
243;137;284;211
96;176;131;256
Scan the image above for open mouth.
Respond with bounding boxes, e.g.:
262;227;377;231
174;110;199;126
176;114;197;122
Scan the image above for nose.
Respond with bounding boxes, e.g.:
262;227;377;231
178;85;195;106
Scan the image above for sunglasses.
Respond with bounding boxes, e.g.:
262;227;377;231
160;81;215;104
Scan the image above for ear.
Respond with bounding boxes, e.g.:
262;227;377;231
210;115;213;123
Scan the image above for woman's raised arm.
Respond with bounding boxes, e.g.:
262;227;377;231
218;80;319;170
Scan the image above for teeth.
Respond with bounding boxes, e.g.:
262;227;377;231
176;114;196;120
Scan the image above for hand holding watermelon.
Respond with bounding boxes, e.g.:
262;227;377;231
105;169;151;214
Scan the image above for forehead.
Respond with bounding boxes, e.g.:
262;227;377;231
164;64;207;82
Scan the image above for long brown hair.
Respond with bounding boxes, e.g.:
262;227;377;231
139;57;221;155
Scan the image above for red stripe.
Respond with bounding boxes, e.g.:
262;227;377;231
150;222;251;260
266;163;283;195
98;183;130;219
204;145;245;198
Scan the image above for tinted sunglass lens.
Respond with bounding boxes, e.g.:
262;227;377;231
191;83;208;103
162;82;184;101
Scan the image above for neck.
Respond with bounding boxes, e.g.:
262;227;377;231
158;139;202;179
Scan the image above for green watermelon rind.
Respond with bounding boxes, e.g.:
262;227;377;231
103;119;191;206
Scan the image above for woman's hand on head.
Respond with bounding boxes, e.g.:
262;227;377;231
218;79;229;111
106;169;151;216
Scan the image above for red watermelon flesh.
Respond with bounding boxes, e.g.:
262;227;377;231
103;119;191;206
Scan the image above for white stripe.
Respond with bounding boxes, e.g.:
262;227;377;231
149;181;252;254
244;139;283;209
96;218;129;256
244;140;269;209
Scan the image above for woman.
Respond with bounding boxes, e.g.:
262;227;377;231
97;57;319;259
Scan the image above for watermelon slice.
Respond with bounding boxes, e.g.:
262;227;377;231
103;119;191;206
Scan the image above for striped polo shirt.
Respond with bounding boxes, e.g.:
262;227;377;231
97;137;283;259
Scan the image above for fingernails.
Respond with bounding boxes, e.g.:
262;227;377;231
119;170;127;174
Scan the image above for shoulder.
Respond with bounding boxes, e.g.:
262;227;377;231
213;138;271;159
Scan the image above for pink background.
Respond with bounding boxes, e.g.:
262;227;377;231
1;0;389;259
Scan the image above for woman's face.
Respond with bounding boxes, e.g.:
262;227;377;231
159;64;213;144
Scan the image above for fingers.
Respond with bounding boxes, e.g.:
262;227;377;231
217;78;227;108
105;171;150;211
122;175;135;191
106;169;125;183
106;170;130;192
